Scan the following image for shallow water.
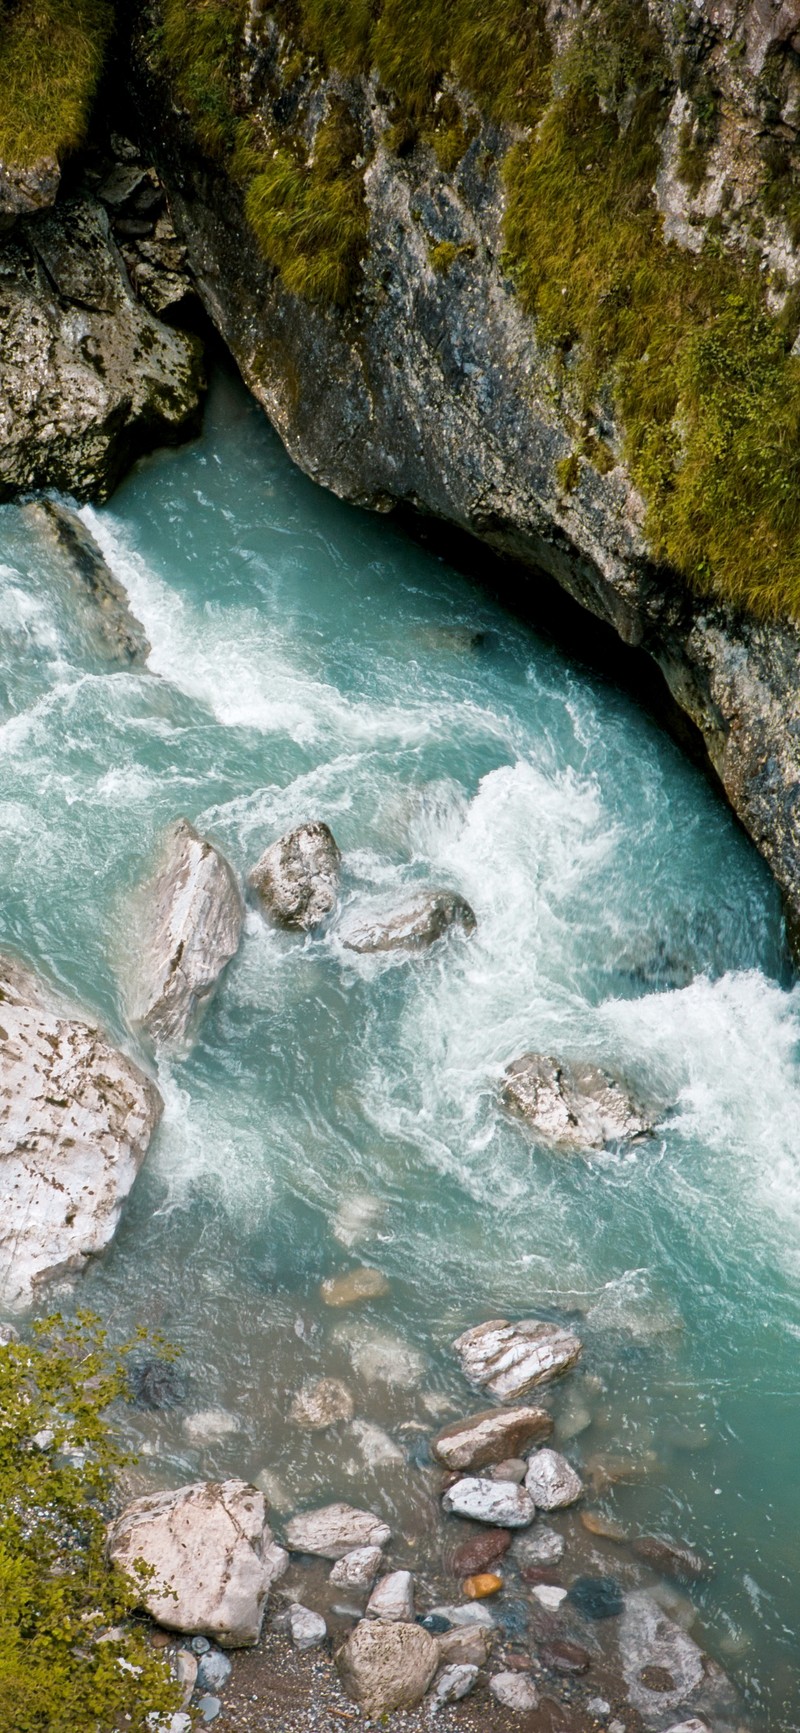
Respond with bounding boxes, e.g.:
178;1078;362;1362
1;369;799;1725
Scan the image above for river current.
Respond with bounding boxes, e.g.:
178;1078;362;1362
0;370;798;1725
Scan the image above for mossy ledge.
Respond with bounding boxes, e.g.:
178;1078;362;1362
0;0;113;172
144;0;800;624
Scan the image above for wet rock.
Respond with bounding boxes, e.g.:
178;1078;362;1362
432;1404;553;1471
248;821;341;931
618;1592;706;1722
463;1572;503;1598
661;1723;710;1733
367;1570;414;1622
540;1638;591;1674
489;1458;528;1483
341;889;476;953
330;1546;383;1589
0;1323;19;1347
430;1662;479;1705
343;1325;426;1389
128;1356;187;1412
197;1696;221;1724
503;1054;652;1150
0;155;60;221
442;1476;535;1527
524;1448;583;1510
107;1479;287;1646
435;1625;493;1667
0;953;162;1309
489;1671;539;1711
450;1528;512;1576
531;1584;568;1610
183;1408;240;1445
321;1267;389;1306
428;1603;495;1630
289;1378;354;1430
127;820;244;1048
195;1649;232;1693
567;1577;625;1621
23;500;150;663
332;1191;385;1248
453;1318;582;1400
336;1618;439;1716
581;1509;627;1541
0;196;203;501
288;1605;327;1650
347;1416;404;1468
513;1526;565;1567
632;1536;713;1583
285;1503;391;1560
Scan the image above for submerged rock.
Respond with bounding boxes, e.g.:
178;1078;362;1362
320;1266;389;1306
430;1662;479;1705
567;1576;625;1621
127;819;243;1048
450;1527;512;1577
289;1378;354;1430
618;1592;708;1723
524;1447;584;1510
441;1476;535;1527
284;1503;391;1559
288;1604;327;1650
107;1479;287;1646
248;821;341;931
127;1355;187;1412
502;1053;653;1150
432;1404;553;1471
340;889;476;954
453;1318;582;1400
513;1526;565;1567
632;1535;713;1583
336;1619;439;1716
435;1625;493;1667
0;953;162;1309
23;499;150;663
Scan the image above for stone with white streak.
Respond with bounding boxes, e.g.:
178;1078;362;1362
524;1448;584;1510
441;1476;535;1527
453;1319;582;1401
127;819;243;1048
285;1503;391;1560
0;954;162;1309
432;1405;553;1471
366;1570;414;1622
288;1604;327;1650
107;1479;287;1647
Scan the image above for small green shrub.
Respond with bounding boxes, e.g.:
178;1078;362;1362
0;0;113;169
0;1312;179;1733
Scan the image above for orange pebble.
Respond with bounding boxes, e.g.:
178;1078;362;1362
463;1572;503;1599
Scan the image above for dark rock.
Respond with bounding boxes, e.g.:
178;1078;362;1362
419;1613;452;1634
127;1356;187;1411
341;889;476;954
539;1639;591;1675
632;1536;713;1583
450;1528;513;1577
249;820;341;932
0;155;60;222
495;1599;529;1638
23;499;150;664
567;1577;625;1620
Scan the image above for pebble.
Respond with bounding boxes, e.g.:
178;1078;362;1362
430;1663;479;1706
330;1545;383;1589
435;1626;492;1667
442;1476;535;1527
196;1648;232;1693
321;1267;390;1307
289;1378;354;1430
524;1447;583;1510
174;1650;197;1709
462;1572;502;1598
288;1604;327;1650
489;1458;528;1483
196;1697;221;1724
495;1599;528;1638
451;1527;512;1576
567;1576;624;1620
428;1602;495;1629
586;1698;611;1719
366;1570;414;1622
581;1509;627;1541
531;1583;568;1610
191;1636;211;1655
489;1671;539;1711
420;1613;452;1633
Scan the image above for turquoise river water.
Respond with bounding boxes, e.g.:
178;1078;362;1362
0;370;798;1725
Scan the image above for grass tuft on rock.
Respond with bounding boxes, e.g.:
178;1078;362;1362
0;0;113;170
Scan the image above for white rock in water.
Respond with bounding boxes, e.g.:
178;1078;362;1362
618;1591;705;1718
513;1526;565;1567
107;1479;287;1647
0;954;162;1309
429;1603;495;1630
332;1191;386;1248
285;1503;391;1560
340;889;476;954
288;1604;327;1650
248;821;341;931
336;1619;439;1716
127;819;243;1048
330;1546;383;1589
431;1663;479;1705
367;1570;414;1622
525;1448;584;1510
435;1625;493;1666
442;1476;535;1527
343;1325;426;1389
532;1584;568;1610
502;1053;652;1150
489;1672;539;1711
453;1318;582;1400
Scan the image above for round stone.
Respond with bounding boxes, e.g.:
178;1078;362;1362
463;1572;503;1599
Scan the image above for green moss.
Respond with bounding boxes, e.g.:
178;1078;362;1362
428;239;473;274
0;1313;179;1733
0;0;113;169
244;100;368;304
556;451;581;494
157;0;246;157
676;120;709;196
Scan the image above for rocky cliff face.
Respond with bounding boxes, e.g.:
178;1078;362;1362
126;0;800;939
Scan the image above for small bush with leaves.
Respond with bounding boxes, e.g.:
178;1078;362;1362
0;1312;179;1733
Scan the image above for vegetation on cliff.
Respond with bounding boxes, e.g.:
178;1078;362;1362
0;0;113;170
0;1313;177;1733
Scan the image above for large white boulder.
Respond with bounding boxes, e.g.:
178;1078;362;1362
337;1619;439;1716
127;819;243;1048
107;1479;287;1647
453;1318;582;1400
0;955;162;1309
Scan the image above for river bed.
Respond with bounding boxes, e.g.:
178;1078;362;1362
0;369;798;1727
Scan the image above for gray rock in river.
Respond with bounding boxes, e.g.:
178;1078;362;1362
0;953;162;1309
502;1053;653;1151
441;1476;535;1527
107;1479;287;1647
618;1591;741;1727
453;1318;582;1400
0;195;203;501
127;819;244;1049
248;820;341;931
23;498;150;664
340;889;476;954
524;1447;584;1510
